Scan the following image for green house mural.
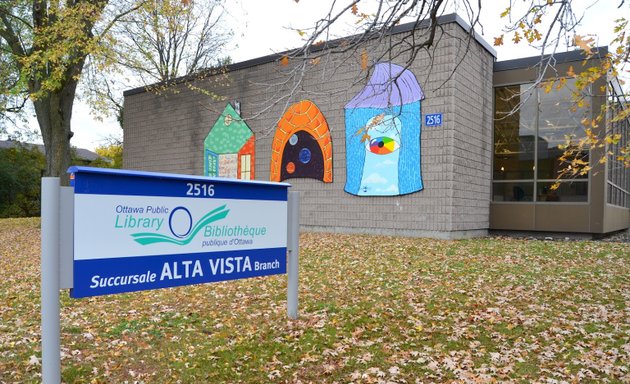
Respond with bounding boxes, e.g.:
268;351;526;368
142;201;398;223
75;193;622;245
204;103;255;180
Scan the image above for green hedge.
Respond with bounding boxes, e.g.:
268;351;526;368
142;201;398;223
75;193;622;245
0;145;45;217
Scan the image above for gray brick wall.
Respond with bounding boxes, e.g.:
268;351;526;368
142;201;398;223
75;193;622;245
451;25;494;232
123;20;495;239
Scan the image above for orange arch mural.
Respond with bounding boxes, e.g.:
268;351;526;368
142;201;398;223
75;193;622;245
270;100;333;183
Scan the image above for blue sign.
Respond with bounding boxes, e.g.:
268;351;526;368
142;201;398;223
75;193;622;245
424;113;443;127
68;166;289;298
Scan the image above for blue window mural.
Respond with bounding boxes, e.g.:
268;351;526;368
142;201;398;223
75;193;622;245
344;62;425;196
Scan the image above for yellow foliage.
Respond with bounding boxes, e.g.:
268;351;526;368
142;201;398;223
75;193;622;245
513;32;521;44
555;77;566;90
574;35;594;54
541;80;554;94
605;134;621;145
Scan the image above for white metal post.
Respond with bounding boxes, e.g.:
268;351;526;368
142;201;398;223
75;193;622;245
287;191;300;319
41;177;61;383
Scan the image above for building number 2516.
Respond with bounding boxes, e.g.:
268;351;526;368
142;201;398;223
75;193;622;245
186;183;215;197
425;113;442;127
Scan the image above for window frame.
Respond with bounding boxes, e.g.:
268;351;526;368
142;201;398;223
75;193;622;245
240;154;252;180
492;80;591;204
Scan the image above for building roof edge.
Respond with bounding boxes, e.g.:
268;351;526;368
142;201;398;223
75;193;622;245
494;46;609;72
123;13;496;97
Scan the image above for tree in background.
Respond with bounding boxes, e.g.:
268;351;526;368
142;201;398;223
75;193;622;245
85;0;231;128
91;140;123;168
0;1;146;184
0;44;28;131
0;0;231;183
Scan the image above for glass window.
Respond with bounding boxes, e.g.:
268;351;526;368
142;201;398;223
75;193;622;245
493;79;591;203
493;85;537;180
537;78;589;180
537;181;588;202
606;88;630;208
493;182;534;202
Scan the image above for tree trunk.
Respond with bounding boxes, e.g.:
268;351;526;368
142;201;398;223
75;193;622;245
33;79;79;186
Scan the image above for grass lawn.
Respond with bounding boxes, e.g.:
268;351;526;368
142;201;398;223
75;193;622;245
0;217;628;383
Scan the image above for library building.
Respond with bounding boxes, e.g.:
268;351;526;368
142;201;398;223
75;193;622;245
122;14;629;239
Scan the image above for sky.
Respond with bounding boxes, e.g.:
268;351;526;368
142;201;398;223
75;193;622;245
8;0;625;151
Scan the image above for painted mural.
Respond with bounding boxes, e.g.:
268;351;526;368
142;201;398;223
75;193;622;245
344;62;425;196
204;103;255;180
270;100;333;183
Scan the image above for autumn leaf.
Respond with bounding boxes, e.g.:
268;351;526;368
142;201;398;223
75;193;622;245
512;32;521;44
574;35;594;54
310;57;321;65
355;12;370;24
494;35;504;46
555;77;567;90
540;80;555;93
533;29;542;41
360;49;368;71
279;55;289;66
27;355;40;366
566;65;576;77
351;3;358;15
524;29;534;43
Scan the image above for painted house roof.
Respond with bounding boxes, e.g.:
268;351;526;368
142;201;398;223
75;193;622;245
345;63;425;109
204;104;254;154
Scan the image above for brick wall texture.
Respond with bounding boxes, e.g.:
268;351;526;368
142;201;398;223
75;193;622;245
123;21;495;239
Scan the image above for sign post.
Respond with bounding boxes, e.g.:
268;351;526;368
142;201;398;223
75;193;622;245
287;191;300;319
41;177;61;384
40;167;298;383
